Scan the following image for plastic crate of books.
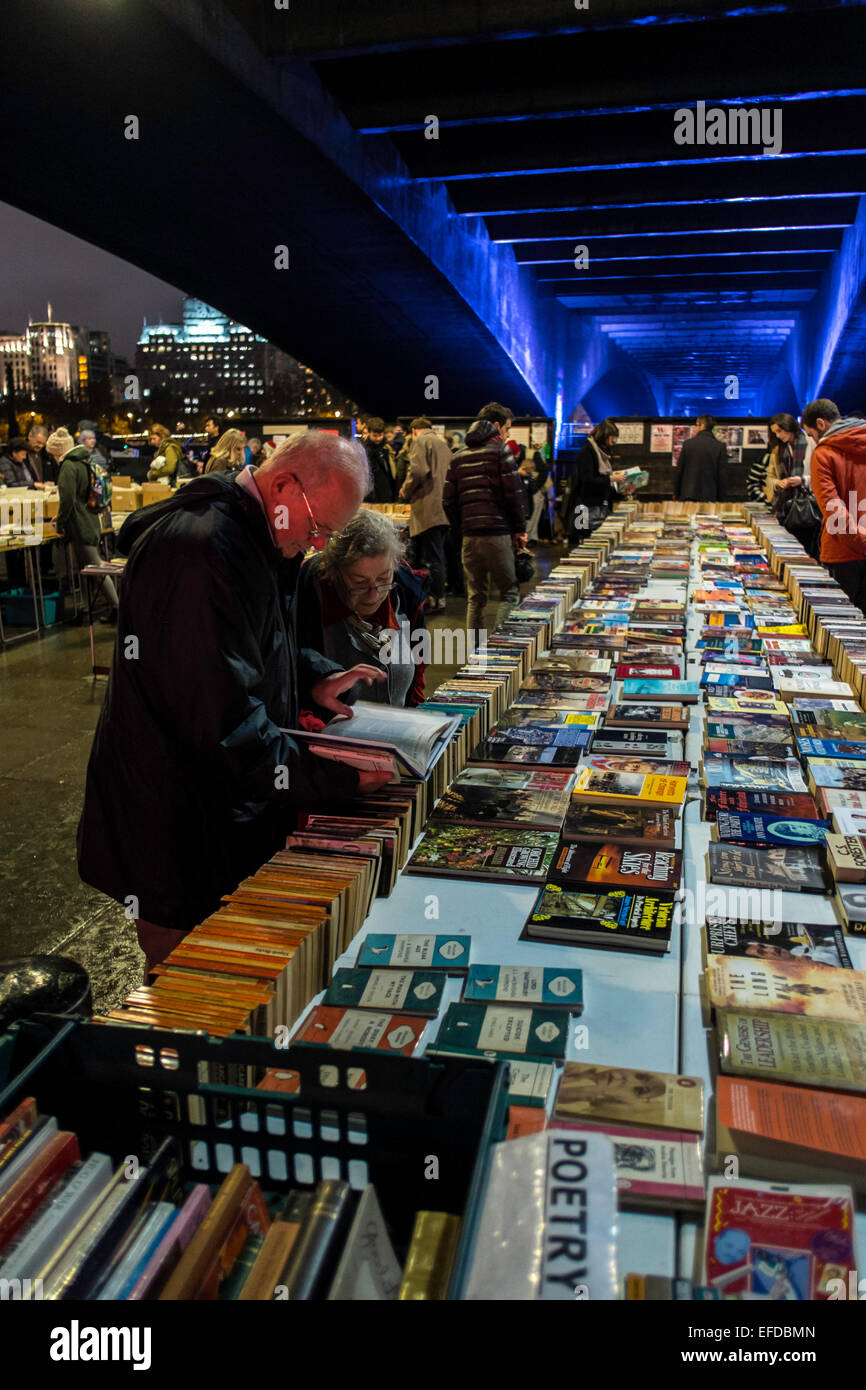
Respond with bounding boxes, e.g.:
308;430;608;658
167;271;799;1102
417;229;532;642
0;1015;509;1299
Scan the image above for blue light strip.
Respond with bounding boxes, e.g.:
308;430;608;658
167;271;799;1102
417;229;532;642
494;222;849;243
459;191;858;216
358;88;866;134
525;247;833;265
538;267;816;281
416;148;866;184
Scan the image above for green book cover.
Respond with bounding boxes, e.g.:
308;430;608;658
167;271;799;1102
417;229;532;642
323;967;444;1016
435;1002;569;1060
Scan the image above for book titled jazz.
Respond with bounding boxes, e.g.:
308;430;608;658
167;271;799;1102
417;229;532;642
707;842;831;894
292;1006;427;1055
549;841;682;896
706;954;866;1023
702;1177;856;1300
435;1003;569;1060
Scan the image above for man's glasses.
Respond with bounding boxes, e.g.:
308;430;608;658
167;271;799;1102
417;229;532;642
296;479;338;541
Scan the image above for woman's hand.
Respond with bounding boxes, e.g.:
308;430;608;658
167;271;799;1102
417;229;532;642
311;664;387;718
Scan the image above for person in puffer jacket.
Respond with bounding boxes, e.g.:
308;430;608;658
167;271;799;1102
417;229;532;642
442;402;527;635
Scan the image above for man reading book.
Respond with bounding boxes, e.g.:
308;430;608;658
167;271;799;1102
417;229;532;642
78;431;394;977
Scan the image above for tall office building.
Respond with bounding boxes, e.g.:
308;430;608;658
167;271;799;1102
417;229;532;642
0;309;112;404
135;297;349;416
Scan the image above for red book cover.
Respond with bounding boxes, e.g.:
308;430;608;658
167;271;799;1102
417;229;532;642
292;1005;426;1056
614;664;680;680
704;1178;856;1299
0;1131;81;1252
0;1097;39;1170
703;788;822;822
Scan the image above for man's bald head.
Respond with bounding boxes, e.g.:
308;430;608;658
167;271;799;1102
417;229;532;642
254;430;371;557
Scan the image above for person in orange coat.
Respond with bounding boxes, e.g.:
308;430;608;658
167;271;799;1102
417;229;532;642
805;398;866;610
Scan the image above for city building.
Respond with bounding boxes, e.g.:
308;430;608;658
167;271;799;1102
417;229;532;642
0;309;114;406
135;297;353;418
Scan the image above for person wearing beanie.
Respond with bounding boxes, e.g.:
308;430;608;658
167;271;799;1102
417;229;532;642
47;428;119;622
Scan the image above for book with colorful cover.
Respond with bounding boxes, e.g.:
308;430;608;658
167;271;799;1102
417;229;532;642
713;811;830;847
604;703;690;730
702;916;851;969
620;680;699;703
707;842;831;894
571;767;688;810
525;882;674;953
430;777;572;832
702;1177;857;1299
562;801;677;849
548;840;682;896
550;1119;704;1211
703;788;822;822
702;756;808;794
406;825;559;884
706;954;866;1022
469;739;588;768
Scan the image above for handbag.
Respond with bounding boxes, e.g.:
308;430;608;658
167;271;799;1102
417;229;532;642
778;485;821;531
514;545;536;584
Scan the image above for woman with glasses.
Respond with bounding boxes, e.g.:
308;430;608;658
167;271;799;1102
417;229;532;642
296;508;430;706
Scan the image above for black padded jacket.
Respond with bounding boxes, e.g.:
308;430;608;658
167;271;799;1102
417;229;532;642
442;420;527;536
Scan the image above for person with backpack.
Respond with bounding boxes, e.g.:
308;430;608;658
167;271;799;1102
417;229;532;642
47;427;118;623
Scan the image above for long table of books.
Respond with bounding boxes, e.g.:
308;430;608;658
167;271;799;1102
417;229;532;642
3;501;866;1309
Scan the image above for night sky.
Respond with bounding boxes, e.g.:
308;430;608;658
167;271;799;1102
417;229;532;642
0;201;187;359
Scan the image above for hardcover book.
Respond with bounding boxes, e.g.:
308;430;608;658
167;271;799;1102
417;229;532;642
604;702;690;730
430;777;572;832
703;789;822;822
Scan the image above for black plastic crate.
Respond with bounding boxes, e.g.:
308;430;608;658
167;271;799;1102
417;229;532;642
0;1015;509;1298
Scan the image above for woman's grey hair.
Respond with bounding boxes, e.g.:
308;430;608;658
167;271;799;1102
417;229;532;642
267;429;371;498
317;507;406;581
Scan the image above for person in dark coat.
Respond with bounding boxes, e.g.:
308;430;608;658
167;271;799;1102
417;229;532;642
362;416;398;504
442;402;527;634
672;416;727;501
561;420;627;543
0;437;39;487
297;509;429;707
77;432;392;978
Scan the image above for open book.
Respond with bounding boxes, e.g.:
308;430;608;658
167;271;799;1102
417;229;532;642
284;701;462;779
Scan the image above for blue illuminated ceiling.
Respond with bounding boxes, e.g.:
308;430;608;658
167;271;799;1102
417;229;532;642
282;0;866;414
7;0;866;418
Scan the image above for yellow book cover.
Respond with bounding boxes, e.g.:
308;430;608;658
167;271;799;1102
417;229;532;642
573;767;687;807
718;1009;866;1092
706;954;866;1023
